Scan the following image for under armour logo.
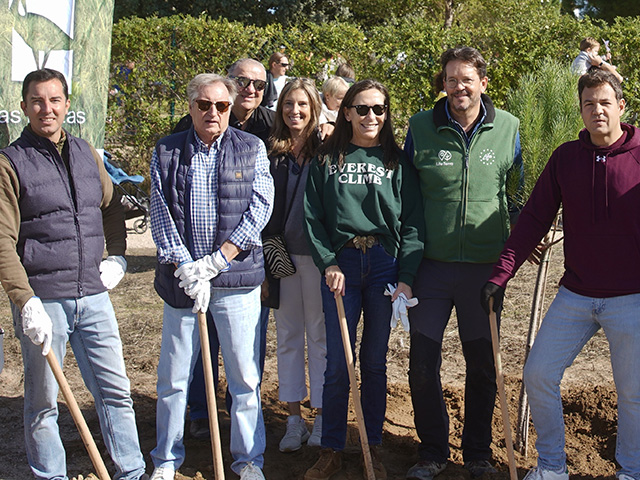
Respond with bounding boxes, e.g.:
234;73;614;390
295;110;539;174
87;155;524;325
596;155;607;163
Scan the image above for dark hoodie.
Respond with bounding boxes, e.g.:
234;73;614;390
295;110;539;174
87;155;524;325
489;122;640;298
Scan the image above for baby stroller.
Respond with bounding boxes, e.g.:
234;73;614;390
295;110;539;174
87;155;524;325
103;151;150;234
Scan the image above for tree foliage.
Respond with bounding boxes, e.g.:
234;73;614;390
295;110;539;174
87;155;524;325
566;0;640;23
106;3;640;181
505;59;584;202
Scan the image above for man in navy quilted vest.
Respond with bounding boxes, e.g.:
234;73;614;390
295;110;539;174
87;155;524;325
148;73;274;480
0;69;146;479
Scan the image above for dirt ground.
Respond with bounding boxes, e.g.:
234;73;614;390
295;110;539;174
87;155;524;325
0;226;620;480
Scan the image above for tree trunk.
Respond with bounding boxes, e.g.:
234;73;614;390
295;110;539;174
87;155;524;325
444;0;455;28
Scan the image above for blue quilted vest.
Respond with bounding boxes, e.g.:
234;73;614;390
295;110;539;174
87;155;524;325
2;128;106;299
153;127;265;308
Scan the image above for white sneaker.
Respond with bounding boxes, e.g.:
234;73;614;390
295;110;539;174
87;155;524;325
307;414;322;447
240;462;265;480
149;466;175;480
523;466;569;480
279;415;310;452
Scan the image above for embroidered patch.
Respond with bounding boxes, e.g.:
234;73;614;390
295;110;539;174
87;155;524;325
235;171;243;179
436;150;453;166
479;149;496;166
438;150;452;162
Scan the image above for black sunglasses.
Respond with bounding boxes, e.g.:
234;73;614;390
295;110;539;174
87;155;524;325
229;75;267;91
194;100;232;113
279;62;290;67
348;104;388;116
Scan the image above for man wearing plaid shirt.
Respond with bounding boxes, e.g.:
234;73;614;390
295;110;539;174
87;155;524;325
148;73;274;480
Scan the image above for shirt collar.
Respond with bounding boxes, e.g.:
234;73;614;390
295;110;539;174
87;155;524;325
193;129;226;153
445;98;487;138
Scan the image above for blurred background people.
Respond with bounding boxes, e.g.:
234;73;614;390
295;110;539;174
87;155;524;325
262;52;291;110
571;37;623;83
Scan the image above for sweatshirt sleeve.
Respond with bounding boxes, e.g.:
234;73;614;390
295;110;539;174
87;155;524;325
303;157;338;274
0;154;34;308
397;157;425;286
92;146;127;256
489;150;562;288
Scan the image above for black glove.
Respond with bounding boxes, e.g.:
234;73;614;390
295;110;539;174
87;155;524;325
480;281;505;315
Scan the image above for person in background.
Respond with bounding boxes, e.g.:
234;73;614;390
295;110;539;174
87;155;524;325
263;78;327;453
404;46;522;480
0;68;146;480
482;69;640;480
571;37;623;83
303;79;425;480
149;73;273;480
335;62;356;85
262;52;291;111
319;76;349;126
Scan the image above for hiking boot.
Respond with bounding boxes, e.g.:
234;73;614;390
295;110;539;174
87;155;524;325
363;445;387;480
189;417;210;439
464;460;497;478
406;460;447;480
279;415;311;452
240;462;265;480
149;467;175;480
308;414;323;447
522;466;569;480
304;448;342;480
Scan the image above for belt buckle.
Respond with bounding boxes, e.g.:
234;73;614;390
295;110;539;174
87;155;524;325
352;235;376;254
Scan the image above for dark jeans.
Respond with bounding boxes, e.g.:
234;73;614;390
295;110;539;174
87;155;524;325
188;306;269;419
320;244;397;450
408;259;498;463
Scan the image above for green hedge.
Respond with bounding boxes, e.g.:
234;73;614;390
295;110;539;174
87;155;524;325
107;11;640;177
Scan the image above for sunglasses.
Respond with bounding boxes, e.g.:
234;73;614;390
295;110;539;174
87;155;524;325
230;75;266;91
279;62;290;67
348;104;388;116
194;99;232;113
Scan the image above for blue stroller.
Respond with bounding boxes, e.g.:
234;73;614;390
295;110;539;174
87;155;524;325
103;151;150;234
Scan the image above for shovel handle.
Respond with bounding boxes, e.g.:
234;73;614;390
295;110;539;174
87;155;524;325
45;350;111;480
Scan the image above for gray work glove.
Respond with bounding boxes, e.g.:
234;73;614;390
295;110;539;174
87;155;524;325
99;255;127;290
22;297;53;356
174;250;229;285
480;281;505;315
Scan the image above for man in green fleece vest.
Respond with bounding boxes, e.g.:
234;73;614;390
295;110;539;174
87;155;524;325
403;46;523;480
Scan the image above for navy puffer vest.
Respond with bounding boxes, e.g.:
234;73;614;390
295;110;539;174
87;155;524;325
154;127;265;309
2;128;106;299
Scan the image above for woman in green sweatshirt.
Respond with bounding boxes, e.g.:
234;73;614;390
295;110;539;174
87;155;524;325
303;79;425;480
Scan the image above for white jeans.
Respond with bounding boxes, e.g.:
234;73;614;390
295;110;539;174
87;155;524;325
274;254;326;408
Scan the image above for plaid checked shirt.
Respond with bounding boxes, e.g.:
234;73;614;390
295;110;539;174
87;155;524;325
150;130;273;265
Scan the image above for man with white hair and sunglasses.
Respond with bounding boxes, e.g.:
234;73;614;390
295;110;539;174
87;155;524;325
149;72;274;480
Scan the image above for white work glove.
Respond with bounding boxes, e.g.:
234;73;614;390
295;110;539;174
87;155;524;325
384;283;419;332
182;279;211;314
174;250;229;284
100;255;127;290
21;297;53;356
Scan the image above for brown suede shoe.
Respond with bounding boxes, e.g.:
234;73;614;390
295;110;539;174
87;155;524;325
304;448;342;480
362;445;387;480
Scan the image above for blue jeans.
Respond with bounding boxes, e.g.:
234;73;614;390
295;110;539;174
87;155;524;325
320;244;397;450
151;287;265;475
524;286;640;478
12;292;145;480
188;306;269;419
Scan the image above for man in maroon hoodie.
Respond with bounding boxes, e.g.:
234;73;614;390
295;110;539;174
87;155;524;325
481;70;640;480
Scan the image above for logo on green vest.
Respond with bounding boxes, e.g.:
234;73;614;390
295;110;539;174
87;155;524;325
479;149;496;166
437;149;453;166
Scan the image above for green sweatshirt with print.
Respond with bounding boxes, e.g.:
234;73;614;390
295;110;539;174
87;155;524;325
303;144;425;286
